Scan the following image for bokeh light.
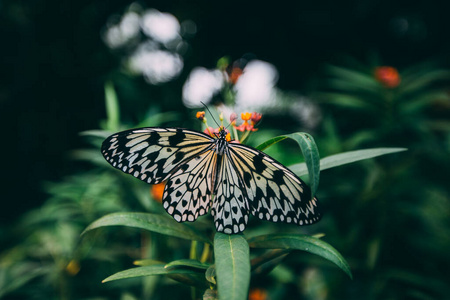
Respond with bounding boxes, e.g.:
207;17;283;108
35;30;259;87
129;46;183;84
103;11;141;49
182;67;224;108
140;9;181;45
103;6;190;85
234;60;278;111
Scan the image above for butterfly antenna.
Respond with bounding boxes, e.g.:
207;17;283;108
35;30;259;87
200;102;221;128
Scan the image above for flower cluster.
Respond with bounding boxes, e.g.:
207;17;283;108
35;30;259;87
196;110;262;143
233;112;262;132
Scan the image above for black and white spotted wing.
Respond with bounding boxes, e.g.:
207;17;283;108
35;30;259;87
227;144;321;226
102;128;214;184
101;127;322;234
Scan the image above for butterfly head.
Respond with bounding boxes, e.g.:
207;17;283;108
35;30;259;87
218;126;228;139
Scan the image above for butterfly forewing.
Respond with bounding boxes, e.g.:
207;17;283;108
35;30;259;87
101;128;214;184
227;143;322;226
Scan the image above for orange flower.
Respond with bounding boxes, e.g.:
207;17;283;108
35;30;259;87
241;112;252;121
374;66;401;88
151;182;165;203
196;111;206;121
249;288;268;300
234;112;259;132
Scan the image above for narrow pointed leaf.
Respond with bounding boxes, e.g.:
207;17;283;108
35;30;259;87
284;132;320;197
82;212;211;244
165;259;210;271
248;234;352;279
103;265;196;283
104;81;120;132
251;249;291;276
255;136;288;151
214;233;250;300
250;249;292;270
290;148;407;176
255;132;320;198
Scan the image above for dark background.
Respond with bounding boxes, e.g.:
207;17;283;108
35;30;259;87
1;0;448;228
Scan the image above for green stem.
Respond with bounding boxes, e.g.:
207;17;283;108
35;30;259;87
200;243;210;263
190;240;198;260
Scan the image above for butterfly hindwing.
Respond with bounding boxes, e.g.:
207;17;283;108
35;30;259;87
227;143;322;226
101;128;214;184
211;150;249;234
162;149;217;223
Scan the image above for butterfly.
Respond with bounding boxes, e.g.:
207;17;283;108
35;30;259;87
101;127;321;234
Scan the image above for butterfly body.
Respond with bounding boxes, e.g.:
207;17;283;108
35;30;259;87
102;127;321;234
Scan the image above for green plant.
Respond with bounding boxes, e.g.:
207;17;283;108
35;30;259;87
81;83;406;300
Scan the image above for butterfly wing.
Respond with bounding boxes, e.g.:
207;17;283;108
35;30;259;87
162;148;217;223
101;128;214;184
227;143;322;226
211;149;249;234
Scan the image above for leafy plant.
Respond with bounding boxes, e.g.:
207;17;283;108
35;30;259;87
80;83;406;300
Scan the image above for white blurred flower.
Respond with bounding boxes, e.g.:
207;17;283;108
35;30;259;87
182;68;224;108
141;9;180;44
104;12;140;48
129;46;183;84
234;60;278;110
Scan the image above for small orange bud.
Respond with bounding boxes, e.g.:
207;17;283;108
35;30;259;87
196;111;206;120
151;183;165;203
241;112;252;121
249;288;268;300
374;66;401;88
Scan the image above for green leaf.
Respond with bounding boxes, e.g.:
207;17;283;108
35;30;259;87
289;148;407;176
255;132;320;198
165;259;210;271
102;264;200;283
284;133;320;197
133;259;164;266
326;65;378;87
251;249;291;271
247;234;352;279
82;212;211;244
214;233;250;300
205;265;216;284
251;249;291;276
255;136;288;151
167;272;208;288
104;81;120;132
398;70;450;95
